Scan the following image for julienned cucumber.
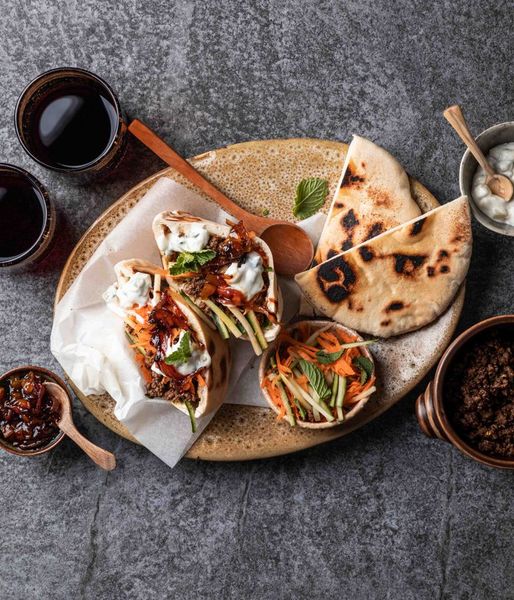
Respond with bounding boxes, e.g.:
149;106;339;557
212;314;229;339
330;375;338;407
280;373;334;422
204;300;242;338
184;400;197;433
247;310;268;350
276;380;296;426
294;399;307;420
336;375;347;421
179;292;216;330
292;367;320;420
225;305;261;355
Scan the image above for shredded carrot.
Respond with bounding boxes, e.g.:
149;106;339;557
135;354;153;384
197;373;207;388
265;325;376;423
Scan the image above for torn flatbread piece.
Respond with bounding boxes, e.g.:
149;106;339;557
315;135;422;262
296;197;472;338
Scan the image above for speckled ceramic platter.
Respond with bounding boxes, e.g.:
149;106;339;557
55;138;464;461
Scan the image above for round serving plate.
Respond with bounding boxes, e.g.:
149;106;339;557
55;138;464;460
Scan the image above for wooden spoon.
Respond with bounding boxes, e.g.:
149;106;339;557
44;382;116;471
128;119;314;276
444;105;513;202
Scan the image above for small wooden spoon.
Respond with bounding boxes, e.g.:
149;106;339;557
128;119;314;276
44;382;116;471
444;105;513;202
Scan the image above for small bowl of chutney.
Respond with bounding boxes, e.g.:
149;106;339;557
0;366;68;456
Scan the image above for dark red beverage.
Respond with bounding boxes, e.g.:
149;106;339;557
30;85;119;169
15;68;126;178
0;164;55;270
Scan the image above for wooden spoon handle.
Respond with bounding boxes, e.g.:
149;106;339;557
128;119;249;222
59;420;116;471
443;105;495;177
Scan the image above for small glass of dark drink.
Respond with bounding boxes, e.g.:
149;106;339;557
0;164;56;271
15;67;127;180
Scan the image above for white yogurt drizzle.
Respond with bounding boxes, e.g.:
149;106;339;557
224;251;265;300
157;222;210;254
151;330;211;377
103;272;152;310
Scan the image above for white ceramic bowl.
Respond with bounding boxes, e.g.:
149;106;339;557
459;120;514;236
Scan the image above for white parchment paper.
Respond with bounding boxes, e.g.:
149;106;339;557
51;178;325;467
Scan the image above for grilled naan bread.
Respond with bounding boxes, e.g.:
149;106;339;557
296;197;472;338
315;135;422;263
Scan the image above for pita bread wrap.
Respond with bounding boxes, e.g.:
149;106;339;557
103;259;230;420
315;135;422;262
296;197;472;338
152;211;282;356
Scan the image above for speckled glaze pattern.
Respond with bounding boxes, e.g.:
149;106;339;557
56;138;464;459
1;1;513;598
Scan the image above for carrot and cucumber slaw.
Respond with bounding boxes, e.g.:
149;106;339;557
262;323;376;427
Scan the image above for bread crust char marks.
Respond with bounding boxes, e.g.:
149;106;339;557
316;256;356;303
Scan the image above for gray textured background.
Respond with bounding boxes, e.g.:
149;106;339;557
1;1;513;599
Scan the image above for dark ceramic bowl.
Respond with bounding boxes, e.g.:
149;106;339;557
416;315;514;469
0;366;67;456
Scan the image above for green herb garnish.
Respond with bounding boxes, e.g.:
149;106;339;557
165;332;192;365
316;340;377;364
353;356;374;384
264;266;274;272
293;177;329;220
316;348;344;364
169;250;216;276
298;359;331;400
262;208;270;216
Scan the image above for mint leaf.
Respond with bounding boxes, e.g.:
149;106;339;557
169;250;216;275
194;249;217;266
293;177;329;220
165;331;192;365
316;349;344;364
299;359;331;400
353;356;374;384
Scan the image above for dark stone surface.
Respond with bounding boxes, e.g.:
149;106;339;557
0;1;513;598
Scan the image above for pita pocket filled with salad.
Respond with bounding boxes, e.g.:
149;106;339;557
152;211;282;356
103;258;230;431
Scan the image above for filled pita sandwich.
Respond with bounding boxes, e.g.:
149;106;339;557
296;196;472;338
152;212;282;356
315;135;422;263
103;259;230;430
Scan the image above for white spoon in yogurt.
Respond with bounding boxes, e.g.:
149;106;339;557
444;105;513;202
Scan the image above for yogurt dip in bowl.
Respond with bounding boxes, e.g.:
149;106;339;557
472;143;514;225
459;121;514;236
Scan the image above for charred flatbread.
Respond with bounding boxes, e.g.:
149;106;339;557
315;135;422;262
296;197;472;338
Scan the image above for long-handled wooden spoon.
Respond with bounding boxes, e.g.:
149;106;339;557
444;105;513;202
44;382;116;471
128;119;314;276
